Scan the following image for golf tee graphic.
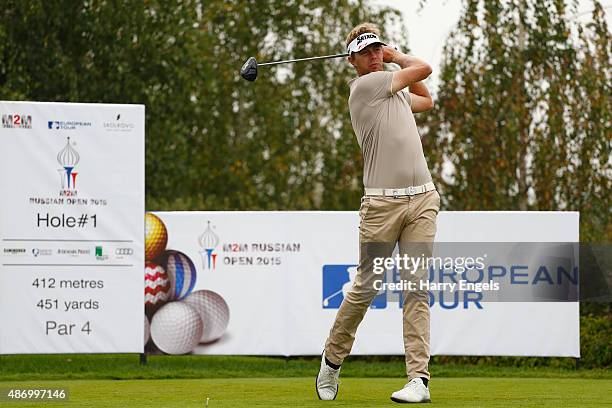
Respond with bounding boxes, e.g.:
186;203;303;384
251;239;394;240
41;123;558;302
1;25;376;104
144;212;230;355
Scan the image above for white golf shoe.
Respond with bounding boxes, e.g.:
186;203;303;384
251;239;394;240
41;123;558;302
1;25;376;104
390;377;431;403
315;352;340;400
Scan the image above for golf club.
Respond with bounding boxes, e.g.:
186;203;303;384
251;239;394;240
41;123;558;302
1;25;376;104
240;53;349;81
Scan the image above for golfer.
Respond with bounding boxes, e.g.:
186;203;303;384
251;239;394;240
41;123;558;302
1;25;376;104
316;22;439;403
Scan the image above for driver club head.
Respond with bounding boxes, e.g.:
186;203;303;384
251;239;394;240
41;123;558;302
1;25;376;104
240;57;258;81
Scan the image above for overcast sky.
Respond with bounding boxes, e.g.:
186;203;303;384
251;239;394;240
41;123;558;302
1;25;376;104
372;0;612;93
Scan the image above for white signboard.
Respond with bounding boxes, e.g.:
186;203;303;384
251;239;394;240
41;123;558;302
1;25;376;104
0;101;145;353
147;211;579;358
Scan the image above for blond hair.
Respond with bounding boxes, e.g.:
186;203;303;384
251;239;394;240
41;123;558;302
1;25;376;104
345;22;381;48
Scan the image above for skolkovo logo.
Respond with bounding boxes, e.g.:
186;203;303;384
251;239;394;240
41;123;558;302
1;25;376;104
57;137;80;194
199;221;219;270
103;113;135;132
322;265;387;309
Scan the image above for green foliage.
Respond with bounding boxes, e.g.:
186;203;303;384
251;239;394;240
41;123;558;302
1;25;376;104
0;0;407;211
422;0;611;242
2;1;607;236
580;312;612;368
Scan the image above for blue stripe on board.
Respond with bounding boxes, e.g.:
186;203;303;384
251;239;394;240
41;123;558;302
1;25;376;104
173;254;185;299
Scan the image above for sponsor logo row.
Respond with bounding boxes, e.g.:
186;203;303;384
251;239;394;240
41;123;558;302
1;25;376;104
2;113;135;132
3;247;134;261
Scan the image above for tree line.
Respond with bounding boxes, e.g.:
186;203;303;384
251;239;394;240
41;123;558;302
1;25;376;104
1;0;609;242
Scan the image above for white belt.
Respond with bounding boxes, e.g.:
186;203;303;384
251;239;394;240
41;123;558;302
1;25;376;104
364;182;435;197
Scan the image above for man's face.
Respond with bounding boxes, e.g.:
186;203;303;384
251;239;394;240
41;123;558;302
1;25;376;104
349;43;383;76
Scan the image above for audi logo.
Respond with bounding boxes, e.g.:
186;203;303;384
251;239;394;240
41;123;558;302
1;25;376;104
115;248;134;255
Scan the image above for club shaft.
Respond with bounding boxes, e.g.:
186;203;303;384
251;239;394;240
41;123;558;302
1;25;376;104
258;53;349;67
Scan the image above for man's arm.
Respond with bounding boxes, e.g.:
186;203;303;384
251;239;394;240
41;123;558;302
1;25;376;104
408;81;434;113
383;46;433;96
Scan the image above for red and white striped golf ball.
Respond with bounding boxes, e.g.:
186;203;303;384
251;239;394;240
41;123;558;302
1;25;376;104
144;262;170;308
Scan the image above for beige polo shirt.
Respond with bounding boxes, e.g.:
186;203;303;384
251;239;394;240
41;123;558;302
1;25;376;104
348;71;433;188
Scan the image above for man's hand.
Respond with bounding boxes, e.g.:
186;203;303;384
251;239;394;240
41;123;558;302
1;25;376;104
382;45;400;63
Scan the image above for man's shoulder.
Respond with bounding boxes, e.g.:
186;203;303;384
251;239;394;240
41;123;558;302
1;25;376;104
351;71;391;84
350;71;393;94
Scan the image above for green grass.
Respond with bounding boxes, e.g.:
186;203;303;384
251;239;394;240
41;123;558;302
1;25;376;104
0;354;610;381
1;355;610;406
0;377;611;407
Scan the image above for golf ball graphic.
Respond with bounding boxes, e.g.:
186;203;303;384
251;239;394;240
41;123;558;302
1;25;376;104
151;302;203;355
144;262;170;311
144;314;150;345
145;212;168;261
184;290;230;343
159;250;197;301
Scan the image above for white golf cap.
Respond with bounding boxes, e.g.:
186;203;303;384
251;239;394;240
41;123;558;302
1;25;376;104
346;32;386;54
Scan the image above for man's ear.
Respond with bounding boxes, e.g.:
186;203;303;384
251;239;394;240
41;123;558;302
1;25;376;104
347;54;355;67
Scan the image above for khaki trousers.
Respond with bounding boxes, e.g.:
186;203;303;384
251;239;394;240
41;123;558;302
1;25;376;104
324;189;440;380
